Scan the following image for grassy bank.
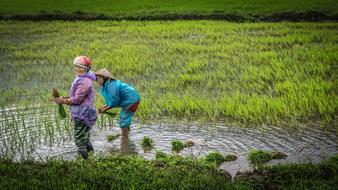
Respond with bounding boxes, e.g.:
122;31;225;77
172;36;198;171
0;21;337;127
0;154;240;189
0;154;337;189
237;154;338;189
0;0;337;21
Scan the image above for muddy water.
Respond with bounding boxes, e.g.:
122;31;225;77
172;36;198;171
0;106;337;177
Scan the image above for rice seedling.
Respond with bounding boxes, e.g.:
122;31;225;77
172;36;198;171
141;136;154;149
248;150;288;165
171;140;184;152
106;134;120;142
205;151;226;165
248;149;273;164
51;87;66;119
103;111;117;118
0;21;336;128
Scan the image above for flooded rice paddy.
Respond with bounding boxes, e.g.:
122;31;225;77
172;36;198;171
0;105;336;177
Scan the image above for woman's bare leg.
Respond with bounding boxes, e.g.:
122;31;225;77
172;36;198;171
122;127;130;137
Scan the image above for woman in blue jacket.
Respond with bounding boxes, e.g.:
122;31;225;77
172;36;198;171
95;68;140;136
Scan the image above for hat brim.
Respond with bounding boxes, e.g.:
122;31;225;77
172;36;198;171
95;74;114;79
94;68;114;79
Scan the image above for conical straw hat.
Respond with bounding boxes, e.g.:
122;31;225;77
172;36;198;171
94;68;114;79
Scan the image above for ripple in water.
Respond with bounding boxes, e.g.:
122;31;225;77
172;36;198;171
0;107;337;177
35;120;337;162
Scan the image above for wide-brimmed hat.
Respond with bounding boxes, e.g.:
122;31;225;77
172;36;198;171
94;68;114;79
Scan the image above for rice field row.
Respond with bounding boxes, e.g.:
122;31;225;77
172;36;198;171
0;21;337;127
0;0;337;16
0;105;114;159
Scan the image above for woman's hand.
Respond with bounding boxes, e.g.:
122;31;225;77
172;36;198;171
97;107;104;113
54;97;65;104
98;106;111;113
54;97;70;105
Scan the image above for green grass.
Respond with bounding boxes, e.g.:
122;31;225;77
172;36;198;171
0;154;336;190
0;21;337;127
155;151;168;160
0;0;337;17
238;154;338;189
0;154;238;189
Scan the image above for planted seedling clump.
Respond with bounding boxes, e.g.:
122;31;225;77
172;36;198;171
205;151;226;165
248;150;273;164
106;134;121;142
141;136;154;149
171;140;184;152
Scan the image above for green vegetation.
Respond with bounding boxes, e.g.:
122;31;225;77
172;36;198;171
0;21;336;128
237;154;338;189
51;87;66;118
56;103;66;118
106;134;120;142
102;111;117;118
141;136;154;149
248;150;288;164
248;150;274;164
0;154;236;189
1;154;336;190
171;140;184;152
205;151;227;165
0;105;74;159
0;1;336;188
0;0;337;21
0;21;338;125
155;151;168;160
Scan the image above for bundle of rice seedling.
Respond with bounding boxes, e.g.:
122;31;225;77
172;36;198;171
52;87;66;118
103;111;117;118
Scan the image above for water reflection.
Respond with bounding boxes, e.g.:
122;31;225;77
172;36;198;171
1;107;336;177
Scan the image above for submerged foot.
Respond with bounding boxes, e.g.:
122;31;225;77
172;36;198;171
78;148;88;159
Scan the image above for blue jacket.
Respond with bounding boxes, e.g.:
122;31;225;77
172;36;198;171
100;80;140;109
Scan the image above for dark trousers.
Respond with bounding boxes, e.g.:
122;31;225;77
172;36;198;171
74;117;91;150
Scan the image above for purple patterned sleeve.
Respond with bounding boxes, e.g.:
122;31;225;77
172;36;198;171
70;78;91;105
